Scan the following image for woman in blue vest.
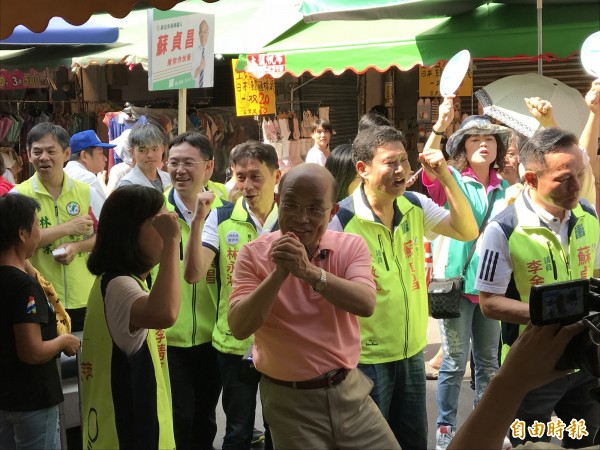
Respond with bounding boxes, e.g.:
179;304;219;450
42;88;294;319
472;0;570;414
81;185;181;449
421;96;511;450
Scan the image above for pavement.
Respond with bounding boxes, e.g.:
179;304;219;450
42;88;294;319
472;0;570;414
213;316;476;450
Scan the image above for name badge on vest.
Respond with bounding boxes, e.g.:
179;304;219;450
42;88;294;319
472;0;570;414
226;231;240;246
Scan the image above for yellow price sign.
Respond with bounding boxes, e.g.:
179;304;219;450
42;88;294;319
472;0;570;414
418;63;473;97
231;59;276;117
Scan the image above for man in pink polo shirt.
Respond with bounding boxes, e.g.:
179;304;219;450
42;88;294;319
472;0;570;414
228;163;399;449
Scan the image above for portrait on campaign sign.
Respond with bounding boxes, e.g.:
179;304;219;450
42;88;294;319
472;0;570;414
147;9;214;91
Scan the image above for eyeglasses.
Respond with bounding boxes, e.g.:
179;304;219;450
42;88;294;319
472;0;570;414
166;160;210;169
281;202;331;218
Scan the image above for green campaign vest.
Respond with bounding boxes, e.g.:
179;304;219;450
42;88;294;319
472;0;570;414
336;187;429;363
81;274;175;449
164;187;224;347
211;198;279;355
493;194;599;361
14;173;95;310
207;180;228;201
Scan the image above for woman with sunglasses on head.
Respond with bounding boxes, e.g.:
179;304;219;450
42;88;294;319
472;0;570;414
420;95;511;450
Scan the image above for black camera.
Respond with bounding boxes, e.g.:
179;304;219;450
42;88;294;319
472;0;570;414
529;279;590;326
529;278;600;376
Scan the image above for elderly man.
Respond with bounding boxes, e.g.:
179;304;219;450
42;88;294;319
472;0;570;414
476;128;600;448
11;123;104;331
65;130;113;200
192;19;213;88
227;163;400;449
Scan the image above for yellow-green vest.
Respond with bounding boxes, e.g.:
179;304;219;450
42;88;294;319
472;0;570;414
207;180;228;201
81;274;175;449
211;198;279;355
336;187;428;363
492;193;598;361
164;187;225;347
14;173;95;310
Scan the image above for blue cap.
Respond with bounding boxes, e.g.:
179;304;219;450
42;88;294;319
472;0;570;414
70;130;116;153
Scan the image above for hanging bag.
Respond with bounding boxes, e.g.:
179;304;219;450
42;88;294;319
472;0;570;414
428;190;498;319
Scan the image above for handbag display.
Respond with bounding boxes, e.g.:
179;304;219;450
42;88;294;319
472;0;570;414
428;190;498;320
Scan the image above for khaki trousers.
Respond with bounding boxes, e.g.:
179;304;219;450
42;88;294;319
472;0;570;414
260;368;400;450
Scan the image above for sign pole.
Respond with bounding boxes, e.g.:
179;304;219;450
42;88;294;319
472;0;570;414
178;88;187;133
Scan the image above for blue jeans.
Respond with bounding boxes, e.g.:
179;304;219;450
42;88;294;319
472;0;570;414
359;352;427;450
436;297;500;427
217;351;258;450
0;406;60;450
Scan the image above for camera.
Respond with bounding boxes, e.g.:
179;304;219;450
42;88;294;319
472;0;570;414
529;279;590;326
529;278;600;376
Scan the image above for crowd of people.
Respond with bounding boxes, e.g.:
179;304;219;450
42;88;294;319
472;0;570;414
1;77;600;450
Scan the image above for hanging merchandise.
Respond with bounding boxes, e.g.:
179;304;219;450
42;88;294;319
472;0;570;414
431;98;439;124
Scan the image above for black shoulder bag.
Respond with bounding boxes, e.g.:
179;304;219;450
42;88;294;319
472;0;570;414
428;190;498;319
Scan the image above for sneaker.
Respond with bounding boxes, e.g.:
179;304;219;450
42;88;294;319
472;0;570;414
436;425;456;450
251;428;265;447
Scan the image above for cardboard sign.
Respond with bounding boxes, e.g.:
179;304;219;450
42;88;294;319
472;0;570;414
232;59;275;117
419;62;473;97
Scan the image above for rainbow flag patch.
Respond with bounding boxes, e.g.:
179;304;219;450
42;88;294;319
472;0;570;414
26;296;36;314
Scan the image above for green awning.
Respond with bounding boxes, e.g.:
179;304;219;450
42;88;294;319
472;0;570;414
264;2;599;77
300;0;485;21
416;3;600;65
263;16;446;77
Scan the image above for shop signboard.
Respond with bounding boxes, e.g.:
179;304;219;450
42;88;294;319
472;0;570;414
232;59;276;117
0;69;48;90
147;9;214;91
419;63;473;97
246;53;286;78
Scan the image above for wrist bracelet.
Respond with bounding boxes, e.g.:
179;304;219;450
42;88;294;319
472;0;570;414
431;128;444;136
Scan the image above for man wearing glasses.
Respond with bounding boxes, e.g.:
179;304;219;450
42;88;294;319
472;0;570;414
227;163;400;449
185;140;280;449
163;132;224;450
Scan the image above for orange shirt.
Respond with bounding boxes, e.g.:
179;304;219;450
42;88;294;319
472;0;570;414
230;230;375;381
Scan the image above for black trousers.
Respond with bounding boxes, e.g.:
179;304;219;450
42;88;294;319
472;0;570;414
168;343;222;450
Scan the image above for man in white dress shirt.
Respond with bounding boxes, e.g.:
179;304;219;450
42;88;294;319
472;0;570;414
192;20;213;88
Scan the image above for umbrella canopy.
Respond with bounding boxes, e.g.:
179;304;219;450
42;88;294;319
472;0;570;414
0;18;119;45
70;0;302;69
0;0;220;40
415;2;600;65
475;73;589;137
262;17;446;77
300;0;485;21
0;0;302;71
263;2;598;78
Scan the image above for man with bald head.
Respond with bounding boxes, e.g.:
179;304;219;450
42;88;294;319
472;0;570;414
228;163;399;449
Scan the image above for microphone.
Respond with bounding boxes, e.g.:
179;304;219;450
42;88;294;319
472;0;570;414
318;249;328;261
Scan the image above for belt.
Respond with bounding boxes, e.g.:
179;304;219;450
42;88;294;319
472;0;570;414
265;368;350;390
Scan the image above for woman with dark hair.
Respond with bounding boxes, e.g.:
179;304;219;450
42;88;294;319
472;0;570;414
0;194;80;450
419;96;511;450
325;144;360;202
81;185;181;449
